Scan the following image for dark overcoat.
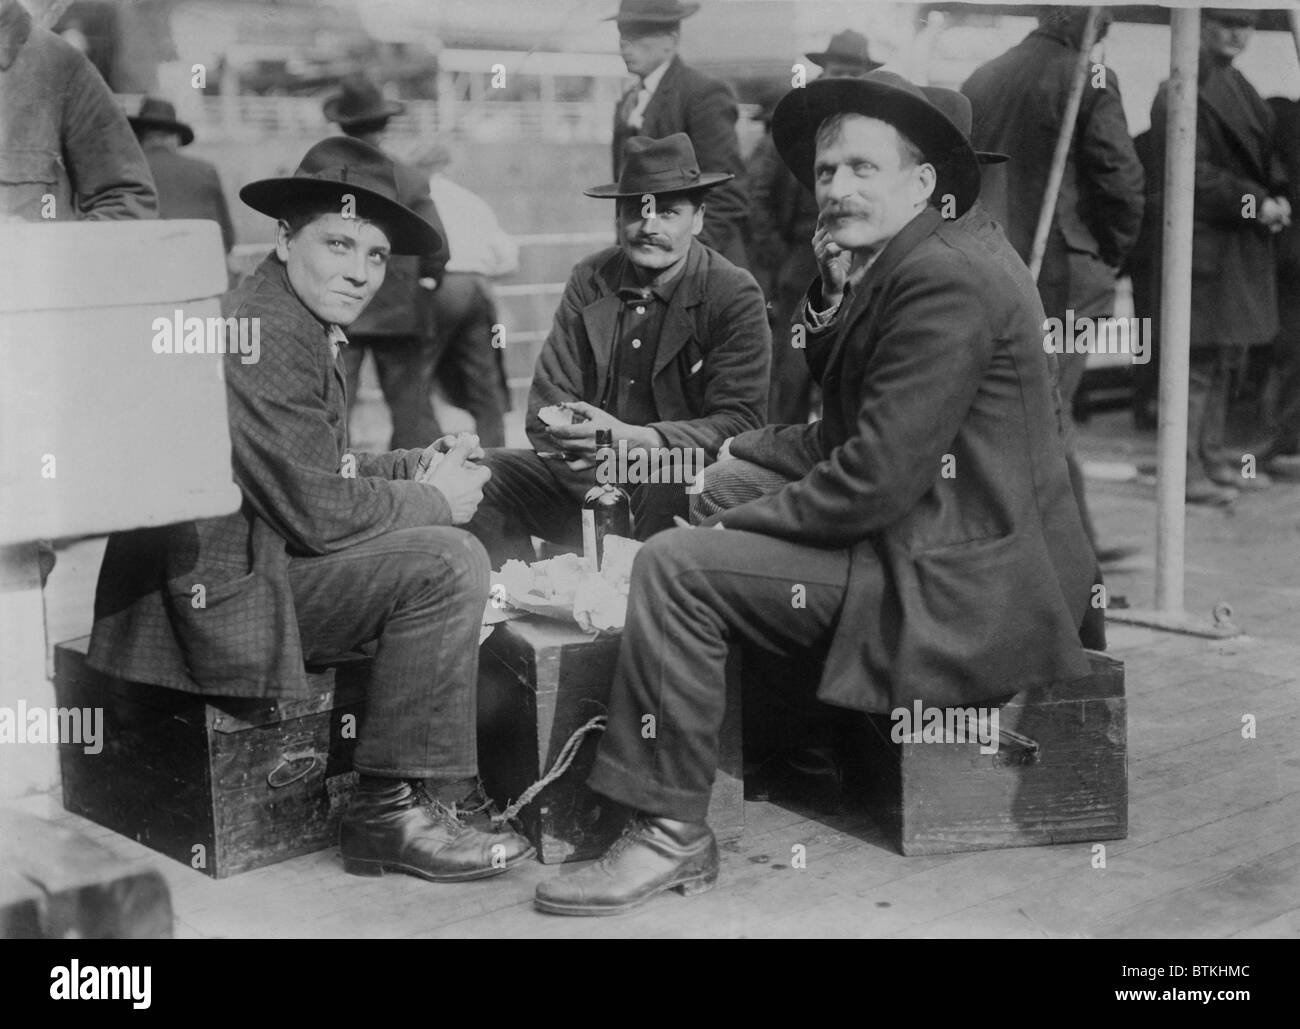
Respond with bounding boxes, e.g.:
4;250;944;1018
720;207;1102;712
87;256;453;699
526;239;770;459
141;142;235;252
1149;58;1283;349
612;55;749;269
961;26;1144;318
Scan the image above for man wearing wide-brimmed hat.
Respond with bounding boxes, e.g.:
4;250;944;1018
748;29;881;425
533;71;1102;916
89;136;534;885
129;96;234;254
608;0;749;268
465;132;769;564
323;74;452;450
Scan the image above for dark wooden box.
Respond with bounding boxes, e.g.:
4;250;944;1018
0;808;172;939
853;650;1127;855
53;636;365;879
478;618;744;863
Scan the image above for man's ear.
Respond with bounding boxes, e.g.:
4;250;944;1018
914;164;937;208
691;203;705;236
274;219;292;262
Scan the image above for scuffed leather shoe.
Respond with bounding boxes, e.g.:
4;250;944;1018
340;779;534;882
534;814;717;916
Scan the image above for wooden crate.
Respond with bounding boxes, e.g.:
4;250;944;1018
53;637;365;879
852;650;1128;855
0;808;172;939
478;618;744;863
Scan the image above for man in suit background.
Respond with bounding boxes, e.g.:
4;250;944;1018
129;96;234;254
962;6;1146;528
1149;8;1290;500
466;133;770;565
533;73;1102;917
324;74;451;449
608;0;749;268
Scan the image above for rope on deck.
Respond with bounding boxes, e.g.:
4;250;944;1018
491;715;607;825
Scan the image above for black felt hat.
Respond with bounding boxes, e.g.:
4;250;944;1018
920;85;1009;165
239;137;441;255
322;76;405;127
804;30;880;72
584;133;733;198
128;96;195;146
771;71;981;216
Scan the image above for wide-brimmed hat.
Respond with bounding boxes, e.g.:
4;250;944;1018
322;75;405;127
604;0;699;24
805;30;881;72
920;86;1009;165
128;96;194;146
584;133;733;198
239;137;441;255
771;70;981;216
1203;8;1258;26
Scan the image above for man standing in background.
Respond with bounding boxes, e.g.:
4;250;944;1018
608;0;749;268
421;142;517;449
129;96;234;254
963;5;1145;539
325;74;451;449
1149;8;1289;501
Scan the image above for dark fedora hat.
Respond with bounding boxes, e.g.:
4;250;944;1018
128;96;194;146
771;70;981;217
920;85;1009;165
805;29;881;72
322;74;405;127
584;133;733;198
1203;8;1258;26
604;0;699;24
239;137;441;255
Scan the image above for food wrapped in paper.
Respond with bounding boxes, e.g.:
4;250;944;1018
538;404;586;427
573;574;627;633
489;537;642;631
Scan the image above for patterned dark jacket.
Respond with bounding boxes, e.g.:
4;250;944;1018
88;256;453;698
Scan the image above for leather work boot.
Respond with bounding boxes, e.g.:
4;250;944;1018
533;814;718;916
340;779;534;882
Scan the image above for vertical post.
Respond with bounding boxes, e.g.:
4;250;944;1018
1155;8;1201;613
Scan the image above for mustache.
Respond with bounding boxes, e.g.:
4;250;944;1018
630;236;671;248
822;203;872;219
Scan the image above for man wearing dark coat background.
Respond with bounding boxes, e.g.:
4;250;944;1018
962;5;1145;531
608;0;749;268
325;75;451;450
129;96;234;254
1149;8;1290;501
533;73;1102;917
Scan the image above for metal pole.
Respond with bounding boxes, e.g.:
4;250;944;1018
1154;8;1201;613
1028;7;1102;281
1290;9;1300;68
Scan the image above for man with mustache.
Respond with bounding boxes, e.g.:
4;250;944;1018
533;73;1102;916
466;133;769;564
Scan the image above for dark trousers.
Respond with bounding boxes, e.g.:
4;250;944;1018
587;458;851;821
341;334;440;450
288;526;488;780
1265;273;1300;459
1186;346;1241;479
428;272;509;449
766;250;819;425
465;448;693;567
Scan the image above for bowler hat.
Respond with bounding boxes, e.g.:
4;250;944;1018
322;75;405;127
239;137;442;255
771;70;981;216
604;0;699;24
1203;8;1258;27
804;30;881;72
584;133;733;198
920;86;1009;165
128;96;195;146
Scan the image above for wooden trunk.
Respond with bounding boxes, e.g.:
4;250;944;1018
0;808;173;939
852;650;1128;855
477;618;744;863
53;637;365;879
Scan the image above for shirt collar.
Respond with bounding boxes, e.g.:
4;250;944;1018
640;58;670;94
327;324;348;361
